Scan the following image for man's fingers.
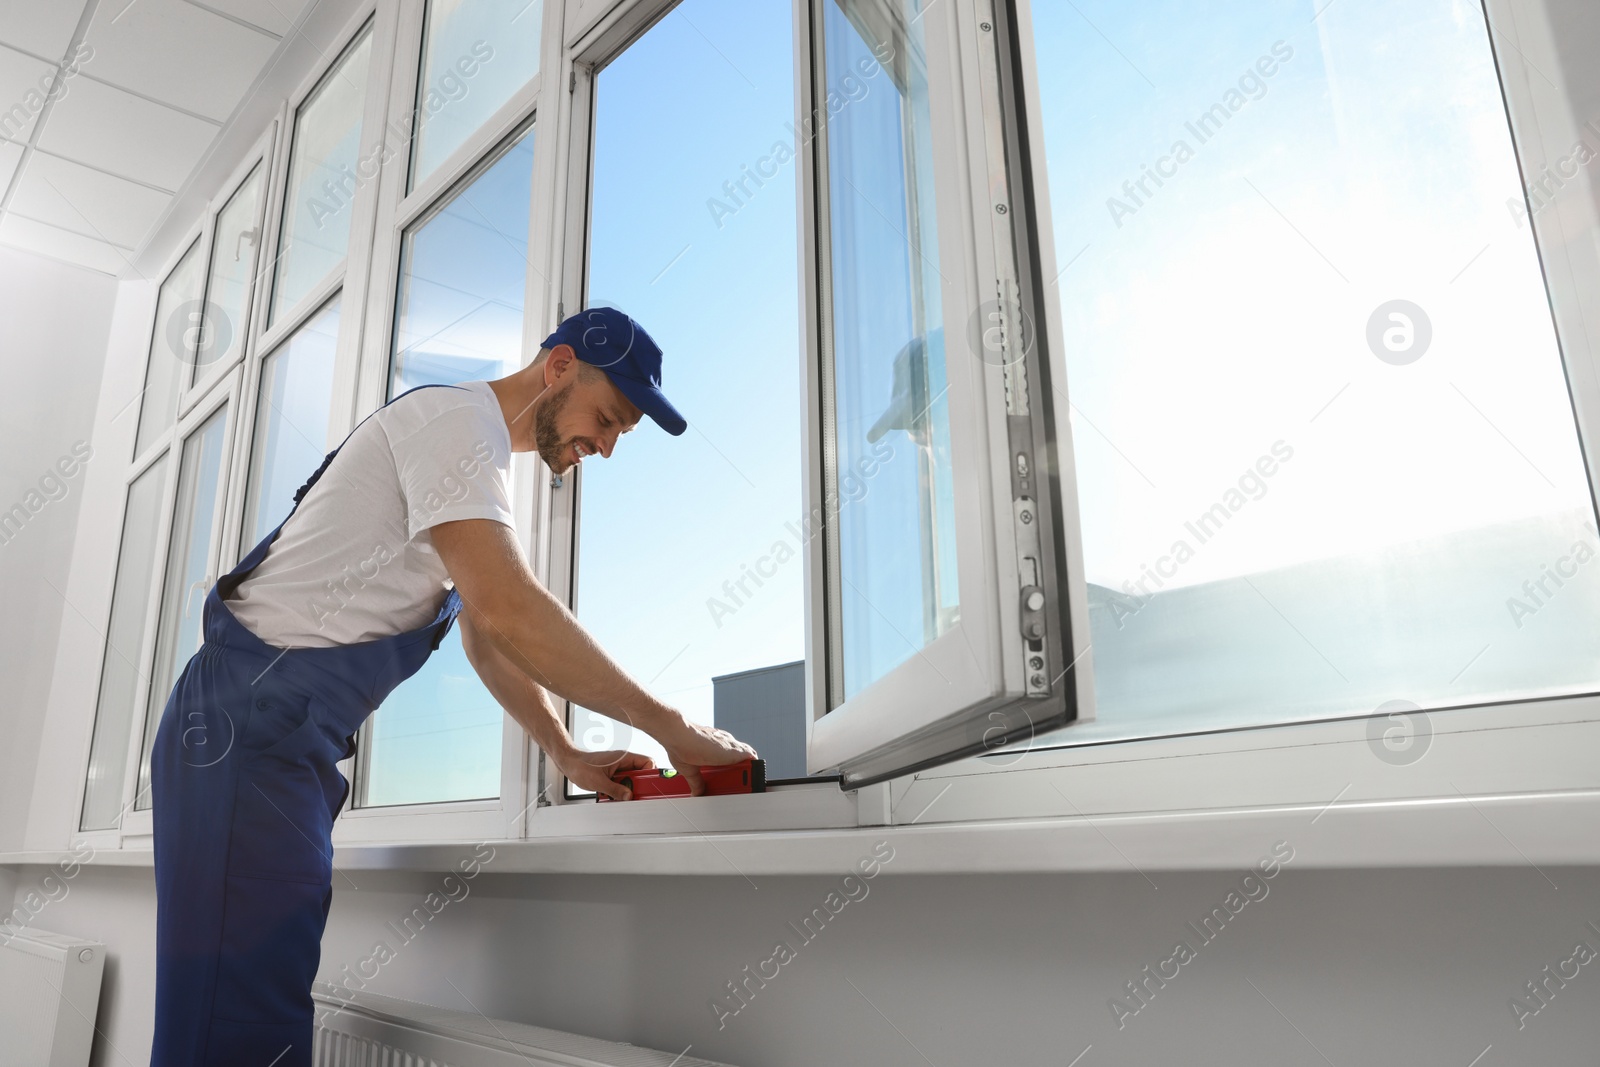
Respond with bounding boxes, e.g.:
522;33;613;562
677;764;707;797
617;751;656;772
563;753;649;801
576;749;653;772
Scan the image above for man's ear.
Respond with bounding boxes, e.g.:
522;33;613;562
544;343;579;386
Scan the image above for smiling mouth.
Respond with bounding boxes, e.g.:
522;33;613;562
571;439;595;466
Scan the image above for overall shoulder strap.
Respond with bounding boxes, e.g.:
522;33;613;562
222;384;473;595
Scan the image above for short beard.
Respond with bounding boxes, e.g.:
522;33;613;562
534;379;575;472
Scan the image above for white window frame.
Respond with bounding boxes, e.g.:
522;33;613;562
801;0;1083;785
75;161;260;846
62;0;1600;870
74;222;206;848
329;0;564;846
534;0;824;821
120;370;242;839
200;126;283;581
530;0;1061;835
74;441;176;850
848;0;1600;834
517;0;1600;845
180;142;275;415
535;0;659;818
259;7;386;356
127;230;206;474
225;279;335;574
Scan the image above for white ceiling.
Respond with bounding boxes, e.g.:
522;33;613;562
0;0;313;276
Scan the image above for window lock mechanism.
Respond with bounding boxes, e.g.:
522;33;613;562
1014;496;1049;697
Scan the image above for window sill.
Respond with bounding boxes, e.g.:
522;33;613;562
345;786;1600;875
7;788;1599;878
14;696;1597;877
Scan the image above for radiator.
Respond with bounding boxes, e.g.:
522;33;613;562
0;926;106;1067
312;984;738;1067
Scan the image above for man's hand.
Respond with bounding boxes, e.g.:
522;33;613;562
434;520;760;797
654;715;759;797
556;748;656;802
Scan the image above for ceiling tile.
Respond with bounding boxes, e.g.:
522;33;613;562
37;77;215;190
188;0;308;38
81;0;279;122
0;48;57;145
0;212;129;274
0;140;23;190
9;152;170;248
0;0;88;60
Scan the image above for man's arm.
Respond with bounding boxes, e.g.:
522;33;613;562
457;610;650;801
431;518;756;795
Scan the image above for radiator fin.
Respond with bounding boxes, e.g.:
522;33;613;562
313;984;738;1067
314;1024;454;1067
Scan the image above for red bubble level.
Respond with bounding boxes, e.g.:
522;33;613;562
597;758;766;801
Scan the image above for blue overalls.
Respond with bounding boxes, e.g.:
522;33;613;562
150;387;465;1066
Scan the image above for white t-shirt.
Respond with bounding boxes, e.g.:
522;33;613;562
226;381;514;648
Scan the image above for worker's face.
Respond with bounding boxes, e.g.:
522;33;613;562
535;348;643;473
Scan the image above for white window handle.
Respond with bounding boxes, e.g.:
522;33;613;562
184;575;212;620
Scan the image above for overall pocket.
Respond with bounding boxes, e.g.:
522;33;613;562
227;752;336;885
237;674;313;758
229;680;339;883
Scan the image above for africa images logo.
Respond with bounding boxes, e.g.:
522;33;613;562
966;285;1036;369
165;301;233;368
1365;700;1431;766
1366;300;1432;366
576;305;637;369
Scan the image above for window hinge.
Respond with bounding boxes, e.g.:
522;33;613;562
570;69;576;93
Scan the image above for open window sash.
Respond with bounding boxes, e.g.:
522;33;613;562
803;0;1088;787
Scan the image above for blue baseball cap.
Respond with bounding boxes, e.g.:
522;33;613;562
540;307;686;436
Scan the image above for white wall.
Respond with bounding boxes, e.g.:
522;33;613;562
15;861;1600;1066
0;245;115;852
18;275;161;852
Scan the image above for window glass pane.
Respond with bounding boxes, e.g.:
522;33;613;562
390;124;534;394
81;458;170;831
361;638;501;805
570;0;805;784
270;28;373;326
1030;0;1600;735
360;128;536;807
410;0;543;191
133;240;204;458
136;406;229;808
824;0;958;701
191;163;265;385
241;297;340;551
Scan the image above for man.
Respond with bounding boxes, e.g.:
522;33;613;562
149;307;756;1066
